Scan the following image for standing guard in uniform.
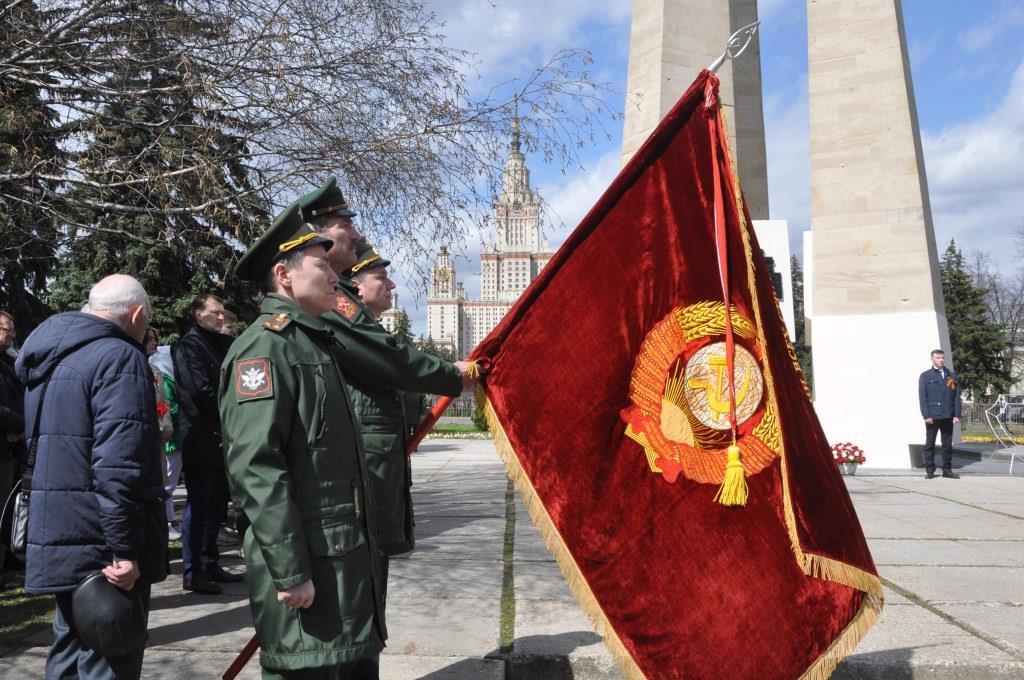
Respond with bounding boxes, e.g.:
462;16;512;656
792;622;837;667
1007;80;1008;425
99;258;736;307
220;205;386;679
296;178;476;679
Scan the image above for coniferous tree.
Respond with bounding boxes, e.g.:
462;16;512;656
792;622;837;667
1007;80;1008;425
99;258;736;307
0;0;61;332
790;255;813;387
48;2;265;337
390;309;415;348
940;240;1011;398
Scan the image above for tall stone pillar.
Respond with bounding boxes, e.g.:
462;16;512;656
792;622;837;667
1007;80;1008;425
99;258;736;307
621;0;770;220
806;0;950;468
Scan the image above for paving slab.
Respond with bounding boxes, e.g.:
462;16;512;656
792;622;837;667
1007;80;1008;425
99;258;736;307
869;538;1022;567
880;565;1024;604
382;595;500;658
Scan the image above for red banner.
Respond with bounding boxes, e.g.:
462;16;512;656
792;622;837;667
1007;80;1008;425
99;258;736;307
471;71;881;679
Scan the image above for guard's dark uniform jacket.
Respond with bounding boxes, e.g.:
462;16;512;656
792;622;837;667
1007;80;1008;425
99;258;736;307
918;366;961;420
219;295;386;670
324;278;464;556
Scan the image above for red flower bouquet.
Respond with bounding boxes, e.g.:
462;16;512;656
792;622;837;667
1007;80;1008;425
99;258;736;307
832;442;866;475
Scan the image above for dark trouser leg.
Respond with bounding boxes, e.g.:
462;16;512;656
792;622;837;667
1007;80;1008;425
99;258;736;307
261;663;356;680
46;583;151;680
938;418;955;470
923;420;940;471
202;466;229;570
0;456;12;573
350;557;387;680
182;465;209;580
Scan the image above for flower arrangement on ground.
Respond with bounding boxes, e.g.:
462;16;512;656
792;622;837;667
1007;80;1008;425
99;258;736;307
832;442;866;474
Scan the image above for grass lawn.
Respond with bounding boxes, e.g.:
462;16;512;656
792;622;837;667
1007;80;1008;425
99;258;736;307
0;582;53;648
432;423;485;434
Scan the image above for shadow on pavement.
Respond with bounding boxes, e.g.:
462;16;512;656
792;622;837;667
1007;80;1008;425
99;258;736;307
418;632;603;680
833;646;926;679
145;600;252;646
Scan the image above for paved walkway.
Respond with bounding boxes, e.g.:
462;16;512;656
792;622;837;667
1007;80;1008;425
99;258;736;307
1;441;1022;678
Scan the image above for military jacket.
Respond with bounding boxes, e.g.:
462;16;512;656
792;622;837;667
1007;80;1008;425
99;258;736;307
324;278;463;397
347;356;415;557
219;294;385;670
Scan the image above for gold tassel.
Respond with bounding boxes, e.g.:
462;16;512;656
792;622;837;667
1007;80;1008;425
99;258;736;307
466;360;482;379
714;443;748;506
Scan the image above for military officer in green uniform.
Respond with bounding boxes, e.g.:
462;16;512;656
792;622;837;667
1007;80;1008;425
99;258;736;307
343;239;415;558
219;204;386;679
296;178;475;679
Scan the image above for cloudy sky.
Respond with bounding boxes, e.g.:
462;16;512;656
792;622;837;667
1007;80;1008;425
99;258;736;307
395;0;1024;335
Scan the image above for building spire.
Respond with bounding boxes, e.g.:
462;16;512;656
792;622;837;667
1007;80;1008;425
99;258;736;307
511;100;522;155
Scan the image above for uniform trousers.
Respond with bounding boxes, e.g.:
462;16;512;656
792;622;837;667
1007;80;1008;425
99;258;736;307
45;582;151;680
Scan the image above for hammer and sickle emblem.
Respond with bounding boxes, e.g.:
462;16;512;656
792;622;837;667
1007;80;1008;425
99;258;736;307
683;342;764;430
687;354;752;424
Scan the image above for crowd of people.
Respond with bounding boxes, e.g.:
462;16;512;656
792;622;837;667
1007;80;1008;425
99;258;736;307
0;177;477;679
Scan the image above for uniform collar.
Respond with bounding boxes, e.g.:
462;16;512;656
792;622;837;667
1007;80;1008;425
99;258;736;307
336;275;359;297
261;294;330;334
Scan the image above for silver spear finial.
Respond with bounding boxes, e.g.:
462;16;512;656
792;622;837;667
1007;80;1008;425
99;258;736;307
707;21;761;73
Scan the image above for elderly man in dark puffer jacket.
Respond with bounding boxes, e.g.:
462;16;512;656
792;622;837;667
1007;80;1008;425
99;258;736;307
16;274;168;679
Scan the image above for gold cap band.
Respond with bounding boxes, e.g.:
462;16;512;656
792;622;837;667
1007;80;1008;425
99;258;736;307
349;254;382;274
278;230;320;253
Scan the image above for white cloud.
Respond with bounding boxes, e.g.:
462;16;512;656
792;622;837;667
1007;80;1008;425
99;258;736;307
426;0;631;78
541;149;622;244
922;60;1024;272
956;2;1024;52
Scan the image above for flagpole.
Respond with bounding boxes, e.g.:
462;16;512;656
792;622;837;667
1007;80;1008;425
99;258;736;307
221;395;458;679
704;22;759;506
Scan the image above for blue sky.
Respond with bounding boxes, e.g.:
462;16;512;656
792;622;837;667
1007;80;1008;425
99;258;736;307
398;0;1024;335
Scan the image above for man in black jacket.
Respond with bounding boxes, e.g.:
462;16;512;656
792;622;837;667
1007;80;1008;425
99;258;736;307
15;275;167;678
174;294;243;594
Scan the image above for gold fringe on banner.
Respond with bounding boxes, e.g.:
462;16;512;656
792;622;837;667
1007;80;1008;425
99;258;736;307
481;396;648;680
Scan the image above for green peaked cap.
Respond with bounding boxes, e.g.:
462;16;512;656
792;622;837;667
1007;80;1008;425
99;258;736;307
344;238;390;278
235;203;333;282
295;176;357;221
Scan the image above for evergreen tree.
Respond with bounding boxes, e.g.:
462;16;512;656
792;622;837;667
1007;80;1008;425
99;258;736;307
940;240;1011;398
0;0;61;332
390;309;415;348
48;2;265;338
790;255;813;388
417;336;457;363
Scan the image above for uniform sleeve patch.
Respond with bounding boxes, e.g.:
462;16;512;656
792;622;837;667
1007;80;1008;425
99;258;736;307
336;294;359;319
235;357;274;402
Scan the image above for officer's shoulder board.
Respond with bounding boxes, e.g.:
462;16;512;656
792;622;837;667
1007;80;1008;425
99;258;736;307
335;292;359;320
264;312;292;332
234;356;274;402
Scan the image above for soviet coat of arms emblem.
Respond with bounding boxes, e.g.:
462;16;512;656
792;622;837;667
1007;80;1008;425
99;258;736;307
620;301;780;486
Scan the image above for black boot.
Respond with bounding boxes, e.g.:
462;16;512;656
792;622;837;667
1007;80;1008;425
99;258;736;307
942;469;960;479
184;572;223;594
207;563;244;583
